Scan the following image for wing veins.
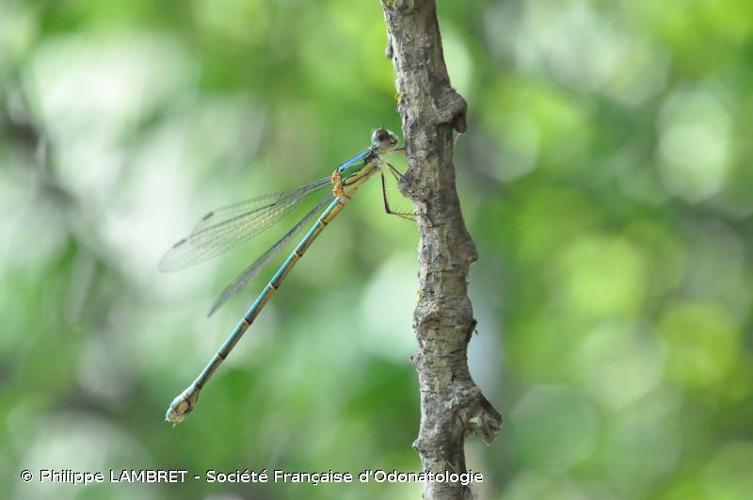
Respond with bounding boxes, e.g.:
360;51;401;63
207;194;334;316
159;178;331;272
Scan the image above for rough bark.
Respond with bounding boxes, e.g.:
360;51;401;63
380;1;502;498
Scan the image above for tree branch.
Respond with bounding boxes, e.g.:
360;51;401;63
380;1;502;498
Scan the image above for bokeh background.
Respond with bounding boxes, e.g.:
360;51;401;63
2;0;752;499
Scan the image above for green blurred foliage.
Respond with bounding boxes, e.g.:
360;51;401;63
1;0;752;499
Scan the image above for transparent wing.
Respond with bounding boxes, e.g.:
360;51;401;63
159;178;330;272
207;194;334;316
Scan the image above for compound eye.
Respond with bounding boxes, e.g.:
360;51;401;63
376;130;388;142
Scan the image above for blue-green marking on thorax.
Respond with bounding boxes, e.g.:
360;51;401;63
337;148;372;180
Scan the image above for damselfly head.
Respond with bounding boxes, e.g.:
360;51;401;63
371;128;399;152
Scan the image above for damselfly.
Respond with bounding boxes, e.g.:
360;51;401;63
161;128;408;424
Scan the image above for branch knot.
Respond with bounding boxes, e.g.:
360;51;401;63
434;86;467;133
